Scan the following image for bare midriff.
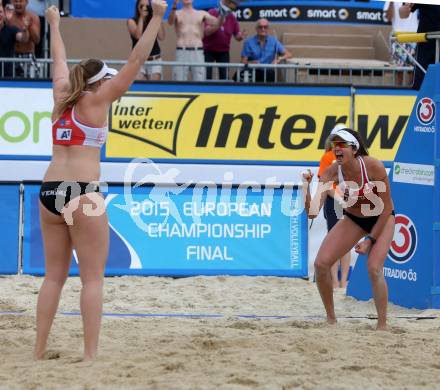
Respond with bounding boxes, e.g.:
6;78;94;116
43;145;101;183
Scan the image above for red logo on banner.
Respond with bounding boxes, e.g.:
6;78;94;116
416;97;435;125
388;214;417;264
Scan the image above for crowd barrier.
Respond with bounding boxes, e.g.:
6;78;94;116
0;57;413;87
0;183;20;274
2;182;308;278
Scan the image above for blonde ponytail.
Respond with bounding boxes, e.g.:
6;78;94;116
58;59;105;114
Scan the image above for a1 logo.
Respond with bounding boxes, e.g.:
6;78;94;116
56;128;72;141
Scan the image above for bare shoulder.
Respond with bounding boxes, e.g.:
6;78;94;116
199;9;211;19
363;156;386;179
321;162;338;183
28;10;40;23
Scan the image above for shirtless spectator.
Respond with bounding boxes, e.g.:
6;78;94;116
0;2;29;76
8;0;40;77
27;0;46;59
168;0;225;81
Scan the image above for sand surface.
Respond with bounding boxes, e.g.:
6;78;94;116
1;275;440;389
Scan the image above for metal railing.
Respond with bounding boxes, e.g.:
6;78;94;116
393;31;440;74
0;57;414;87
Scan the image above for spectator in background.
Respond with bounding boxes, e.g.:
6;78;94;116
400;2;440;90
27;0;45;58
128;0;165;80
168;0;225;81
0;2;29;77
318;124;351;290
240;18;291;82
383;1;418;86
203;0;245;80
8;0;40;77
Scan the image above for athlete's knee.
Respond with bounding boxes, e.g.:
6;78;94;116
80;273;104;287
367;264;383;282
44;275;68;288
314;257;332;273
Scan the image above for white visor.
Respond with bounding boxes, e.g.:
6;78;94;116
330;123;348;136
87;63;118;84
329;129;360;150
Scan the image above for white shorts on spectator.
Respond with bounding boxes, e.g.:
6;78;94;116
173;48;206;81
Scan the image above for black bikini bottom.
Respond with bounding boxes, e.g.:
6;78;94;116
343;209;395;233
39;181;100;216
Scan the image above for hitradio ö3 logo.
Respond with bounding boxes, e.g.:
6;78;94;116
389;214;417;264
416;97;436;125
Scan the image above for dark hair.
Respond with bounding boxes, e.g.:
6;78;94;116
58;59;104;113
134;0;153;29
343;128;369;157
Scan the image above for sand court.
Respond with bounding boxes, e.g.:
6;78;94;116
1;274;440;389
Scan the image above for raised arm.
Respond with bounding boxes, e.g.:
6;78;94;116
46;6;69;103
28;13;40;45
167;0;178;25
127;16;145;41
97;0;168;103
384;2;394;22
204;13;221;36
399;2;413;19
302;169;333;219
204;11;224;32
158;22;165;41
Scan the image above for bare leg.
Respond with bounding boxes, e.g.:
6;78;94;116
315;262;337;324
339;252;351;288
34;205;72;360
367;215;395;330
315;218;364;324
68;194;109;361
330;261;340;289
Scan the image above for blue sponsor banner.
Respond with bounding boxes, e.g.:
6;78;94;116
0;183;19;274
22;183;308;277
347;64;438;309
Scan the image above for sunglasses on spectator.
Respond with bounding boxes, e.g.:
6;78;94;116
258;25;269;29
331;141;354;149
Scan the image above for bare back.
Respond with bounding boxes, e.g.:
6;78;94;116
45;93;110;183
175;9;207;47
